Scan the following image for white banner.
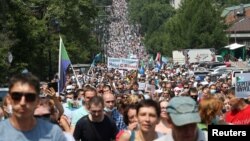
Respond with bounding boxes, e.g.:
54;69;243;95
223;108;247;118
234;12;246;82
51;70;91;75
108;57;138;70
235;73;250;98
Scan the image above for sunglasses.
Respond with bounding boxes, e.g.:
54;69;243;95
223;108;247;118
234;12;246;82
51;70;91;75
10;92;37;102
190;95;198;98
34;114;51;120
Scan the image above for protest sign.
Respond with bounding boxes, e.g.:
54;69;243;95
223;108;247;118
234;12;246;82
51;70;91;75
235;73;250;98
108;57;138;70
138;82;146;90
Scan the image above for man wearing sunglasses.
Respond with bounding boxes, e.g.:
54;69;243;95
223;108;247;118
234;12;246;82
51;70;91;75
0;73;66;141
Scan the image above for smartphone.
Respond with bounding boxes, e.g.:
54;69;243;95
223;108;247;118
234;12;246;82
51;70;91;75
48;82;58;92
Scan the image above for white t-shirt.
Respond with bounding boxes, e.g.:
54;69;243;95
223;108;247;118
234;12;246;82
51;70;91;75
154;128;208;141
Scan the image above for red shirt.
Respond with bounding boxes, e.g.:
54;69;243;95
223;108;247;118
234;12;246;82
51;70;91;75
225;105;250;125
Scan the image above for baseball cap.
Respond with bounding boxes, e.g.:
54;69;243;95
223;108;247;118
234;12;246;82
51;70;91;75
167;96;201;126
66;85;75;93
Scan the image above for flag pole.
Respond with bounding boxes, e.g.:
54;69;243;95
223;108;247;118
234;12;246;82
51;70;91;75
70;64;81;89
58;36;62;93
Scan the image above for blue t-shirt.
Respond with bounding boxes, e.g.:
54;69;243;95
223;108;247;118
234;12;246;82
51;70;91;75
0;118;67;141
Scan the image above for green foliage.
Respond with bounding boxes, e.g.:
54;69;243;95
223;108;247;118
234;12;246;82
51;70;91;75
128;0;242;56
128;0;175;55
165;0;227;52
144;25;172;55
0;0;99;82
129;0;175;35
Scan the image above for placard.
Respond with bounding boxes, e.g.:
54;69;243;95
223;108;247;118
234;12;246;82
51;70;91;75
235;73;250;98
108;57;138;70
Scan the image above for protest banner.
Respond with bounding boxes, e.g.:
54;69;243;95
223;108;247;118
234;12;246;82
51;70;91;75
235;73;250;98
108;57;139;70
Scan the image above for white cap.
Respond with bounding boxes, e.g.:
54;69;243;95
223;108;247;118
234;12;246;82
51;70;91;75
66;85;75;93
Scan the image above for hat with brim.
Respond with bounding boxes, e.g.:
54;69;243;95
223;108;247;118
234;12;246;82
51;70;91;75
167;96;201;126
169;112;201;126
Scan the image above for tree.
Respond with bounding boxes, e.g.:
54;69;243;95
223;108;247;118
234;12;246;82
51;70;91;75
166;0;227;51
129;0;174;34
0;0;21;84
0;0;99;82
128;0;175;55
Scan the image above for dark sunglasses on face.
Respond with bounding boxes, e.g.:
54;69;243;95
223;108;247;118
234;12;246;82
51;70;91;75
34;113;51;119
34;114;51;121
10;92;37;102
190;95;198;100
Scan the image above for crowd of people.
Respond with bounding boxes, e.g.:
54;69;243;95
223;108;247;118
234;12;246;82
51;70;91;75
1;0;250;140
106;0;147;60
1;61;250;140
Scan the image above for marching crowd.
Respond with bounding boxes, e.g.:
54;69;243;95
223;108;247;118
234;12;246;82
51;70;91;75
1;0;250;140
1;62;250;141
106;0;147;60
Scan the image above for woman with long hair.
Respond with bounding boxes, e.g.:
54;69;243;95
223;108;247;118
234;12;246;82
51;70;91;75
155;100;171;134
123;104;138;131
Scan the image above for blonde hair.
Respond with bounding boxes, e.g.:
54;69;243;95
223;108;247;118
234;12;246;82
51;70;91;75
126;94;140;105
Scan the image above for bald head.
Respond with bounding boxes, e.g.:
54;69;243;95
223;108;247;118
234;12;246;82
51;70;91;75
103;93;116;110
